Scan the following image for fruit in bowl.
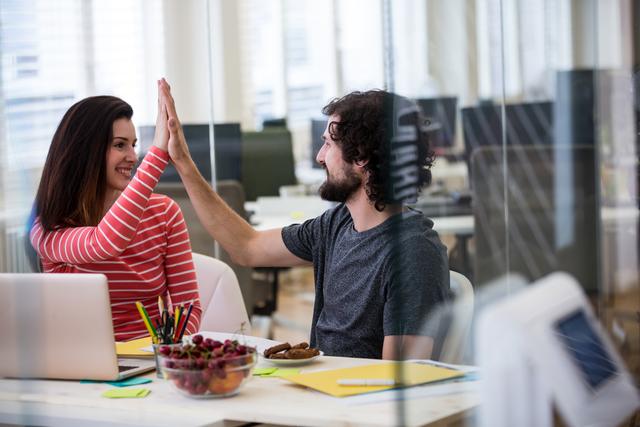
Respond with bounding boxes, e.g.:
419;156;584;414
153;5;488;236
156;334;257;398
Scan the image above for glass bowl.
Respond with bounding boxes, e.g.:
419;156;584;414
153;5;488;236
157;341;257;398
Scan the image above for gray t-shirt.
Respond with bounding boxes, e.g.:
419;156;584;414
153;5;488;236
281;204;449;359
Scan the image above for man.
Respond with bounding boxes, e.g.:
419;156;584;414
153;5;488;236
165;88;449;360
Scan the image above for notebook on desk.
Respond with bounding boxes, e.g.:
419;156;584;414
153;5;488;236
0;273;155;381
284;361;464;397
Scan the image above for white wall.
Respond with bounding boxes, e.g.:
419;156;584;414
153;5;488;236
162;0;211;123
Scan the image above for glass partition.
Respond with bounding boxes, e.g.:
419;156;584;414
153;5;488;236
1;0;638;425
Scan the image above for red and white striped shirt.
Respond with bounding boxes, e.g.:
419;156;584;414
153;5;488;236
30;146;202;341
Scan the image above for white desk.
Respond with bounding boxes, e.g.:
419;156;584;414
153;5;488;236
0;355;479;427
431;216;474;236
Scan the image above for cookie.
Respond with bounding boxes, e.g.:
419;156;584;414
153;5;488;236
264;342;291;357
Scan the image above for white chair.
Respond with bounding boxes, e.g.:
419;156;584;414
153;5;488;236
192;252;251;334
439;270;474;364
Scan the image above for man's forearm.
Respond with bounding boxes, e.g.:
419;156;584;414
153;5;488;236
382;335;434;360
173;157;258;266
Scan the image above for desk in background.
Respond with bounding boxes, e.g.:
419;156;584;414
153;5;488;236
0;351;479;427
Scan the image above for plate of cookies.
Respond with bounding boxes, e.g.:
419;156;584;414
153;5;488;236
261;342;323;366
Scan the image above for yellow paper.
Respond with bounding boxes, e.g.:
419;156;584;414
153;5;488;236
115;337;153;358
283;362;464;397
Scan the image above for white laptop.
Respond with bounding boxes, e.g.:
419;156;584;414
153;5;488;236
477;272;639;427
0;273;155;381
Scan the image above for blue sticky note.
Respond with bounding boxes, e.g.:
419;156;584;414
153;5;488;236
81;377;152;387
107;377;152;387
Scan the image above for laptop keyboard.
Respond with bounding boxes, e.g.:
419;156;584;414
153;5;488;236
118;365;137;373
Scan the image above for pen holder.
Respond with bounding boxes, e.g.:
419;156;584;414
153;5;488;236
152;344;164;379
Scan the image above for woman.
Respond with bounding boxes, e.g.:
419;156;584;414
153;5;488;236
30;79;201;341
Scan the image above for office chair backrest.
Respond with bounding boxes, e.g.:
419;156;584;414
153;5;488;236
192;253;251;334
439;270;474;364
217;180;249;221
471;145;598;295
241;129;297;201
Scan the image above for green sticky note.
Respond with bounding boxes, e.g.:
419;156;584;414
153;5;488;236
102;388;151;398
253;367;278;376
265;368;300;377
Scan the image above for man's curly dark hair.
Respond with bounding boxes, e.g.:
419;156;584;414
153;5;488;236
322;89;434;211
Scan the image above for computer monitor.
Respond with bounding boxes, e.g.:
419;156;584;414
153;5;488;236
214;123;243;182
138;123;242;183
310;118;327;169
241;128;297;201
415;97;458;154
262;117;287;129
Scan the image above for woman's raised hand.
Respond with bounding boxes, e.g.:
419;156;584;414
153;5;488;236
161;80;191;165
152;79;170;152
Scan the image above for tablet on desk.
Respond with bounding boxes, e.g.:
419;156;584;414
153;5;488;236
0;273;154;381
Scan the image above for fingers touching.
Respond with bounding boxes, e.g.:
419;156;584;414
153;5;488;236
152;79;170;151
158;79;191;163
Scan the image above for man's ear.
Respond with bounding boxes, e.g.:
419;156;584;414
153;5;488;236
355;158;369;168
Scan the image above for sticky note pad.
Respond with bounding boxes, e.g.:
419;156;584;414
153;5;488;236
102;388;151;399
254;367;278;376
290;211;305;220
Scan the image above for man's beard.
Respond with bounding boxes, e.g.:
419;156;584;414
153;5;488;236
318;166;362;203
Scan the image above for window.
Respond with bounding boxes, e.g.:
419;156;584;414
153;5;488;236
0;0;163;271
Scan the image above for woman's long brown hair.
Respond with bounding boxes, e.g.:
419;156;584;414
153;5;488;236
35;96;133;231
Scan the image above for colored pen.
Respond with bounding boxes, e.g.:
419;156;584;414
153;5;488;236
158;295;165;316
173;306;180;336
173;305;183;343
163;311;172;344
337;379;397;386
177;303;194;341
135;301;157;340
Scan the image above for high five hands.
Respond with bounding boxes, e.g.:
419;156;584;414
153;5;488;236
153;78;191;168
152;78;170;152
155;78;191;166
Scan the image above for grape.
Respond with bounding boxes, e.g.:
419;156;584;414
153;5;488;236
157;335;257;397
